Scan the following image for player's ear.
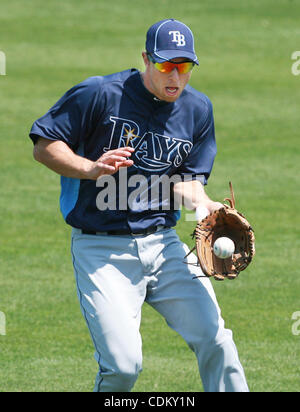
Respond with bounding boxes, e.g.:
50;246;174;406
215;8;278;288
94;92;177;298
142;52;150;68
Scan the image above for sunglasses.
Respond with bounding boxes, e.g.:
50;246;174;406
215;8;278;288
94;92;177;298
147;53;195;74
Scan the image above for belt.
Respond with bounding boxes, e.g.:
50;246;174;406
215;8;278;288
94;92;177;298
81;225;169;236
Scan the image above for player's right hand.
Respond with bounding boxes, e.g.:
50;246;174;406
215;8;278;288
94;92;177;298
87;147;135;180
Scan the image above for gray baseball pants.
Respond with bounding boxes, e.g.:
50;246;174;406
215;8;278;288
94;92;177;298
71;227;249;392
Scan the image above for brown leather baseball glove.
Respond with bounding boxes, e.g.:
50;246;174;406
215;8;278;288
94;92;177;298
186;182;255;281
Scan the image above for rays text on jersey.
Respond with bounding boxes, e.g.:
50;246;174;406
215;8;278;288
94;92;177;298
105;116;193;172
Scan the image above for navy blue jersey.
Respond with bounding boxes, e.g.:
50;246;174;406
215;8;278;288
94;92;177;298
29;69;217;232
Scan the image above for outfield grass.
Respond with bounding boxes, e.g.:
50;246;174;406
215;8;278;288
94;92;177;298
0;0;299;392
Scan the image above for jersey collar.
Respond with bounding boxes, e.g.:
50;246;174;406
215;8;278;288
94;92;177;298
131;69;173;107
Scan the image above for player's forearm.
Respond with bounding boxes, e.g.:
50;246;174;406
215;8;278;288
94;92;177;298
33;138;94;179
33;137;135;180
173;180;209;209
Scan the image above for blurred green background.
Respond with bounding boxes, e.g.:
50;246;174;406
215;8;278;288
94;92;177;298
0;0;299;392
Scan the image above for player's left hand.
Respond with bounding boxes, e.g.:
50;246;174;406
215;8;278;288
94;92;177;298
188;182;255;281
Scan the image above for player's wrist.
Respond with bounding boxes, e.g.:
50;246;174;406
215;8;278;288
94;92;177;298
79;158;98;180
195;202;223;220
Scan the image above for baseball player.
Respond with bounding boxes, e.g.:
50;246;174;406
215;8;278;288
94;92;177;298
29;19;249;392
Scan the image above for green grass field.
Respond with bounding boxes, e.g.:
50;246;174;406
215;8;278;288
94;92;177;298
0;0;299;392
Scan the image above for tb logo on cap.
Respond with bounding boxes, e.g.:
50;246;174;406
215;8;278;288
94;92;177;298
169;31;186;46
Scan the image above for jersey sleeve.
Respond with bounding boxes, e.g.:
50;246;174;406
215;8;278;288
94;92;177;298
177;96;216;185
29;76;103;149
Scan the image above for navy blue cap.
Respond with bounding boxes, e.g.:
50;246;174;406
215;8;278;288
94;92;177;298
146;19;199;65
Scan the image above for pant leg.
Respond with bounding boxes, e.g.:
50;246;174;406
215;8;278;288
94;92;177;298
71;230;147;392
146;229;249;392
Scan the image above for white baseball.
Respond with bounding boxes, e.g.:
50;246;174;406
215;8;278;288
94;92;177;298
213;237;235;259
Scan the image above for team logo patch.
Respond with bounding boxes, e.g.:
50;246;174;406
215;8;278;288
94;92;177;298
169;31;186;47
